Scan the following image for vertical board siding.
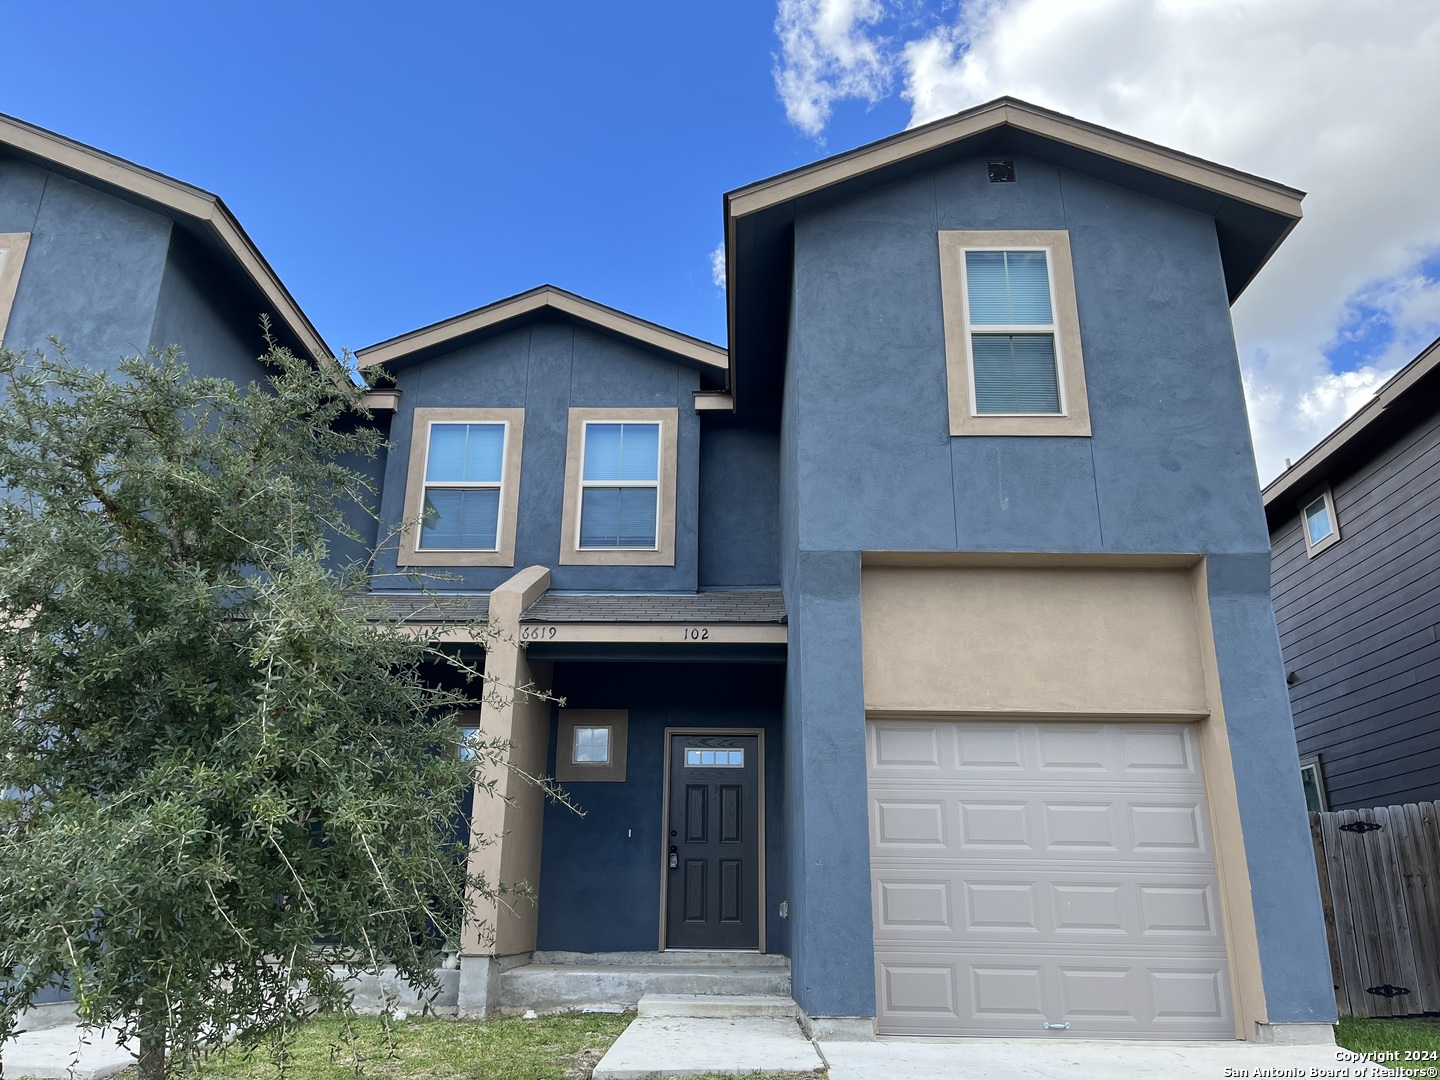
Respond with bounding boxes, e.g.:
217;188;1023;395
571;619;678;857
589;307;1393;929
1310;802;1440;1017
1271;402;1440;809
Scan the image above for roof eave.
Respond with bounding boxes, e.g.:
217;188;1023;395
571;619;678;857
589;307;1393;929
356;284;730;376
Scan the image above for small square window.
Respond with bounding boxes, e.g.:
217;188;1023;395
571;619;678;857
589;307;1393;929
456;724;480;762
554;710;628;782
573;725;612;765
1299;486;1341;557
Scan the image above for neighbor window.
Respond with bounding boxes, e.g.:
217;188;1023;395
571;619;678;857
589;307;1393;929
398;408;524;567
1300;757;1327;813
555;710;628;782
560;408;678;566
938;230;1090;436
1300;485;1340;557
0;232;31;346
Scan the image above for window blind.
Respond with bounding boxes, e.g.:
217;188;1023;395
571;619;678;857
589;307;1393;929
965;250;1053;325
425;423;505;483
583;423;660;481
972;334;1061;414
421;488;501;549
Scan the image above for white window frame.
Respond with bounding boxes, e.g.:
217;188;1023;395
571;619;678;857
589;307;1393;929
559;407;678;567
1299;755;1328;813
960;246;1067;418
398;407;524;568
418;420;509;552
576;421;661;552
938;230;1091;437
1299;484;1341;558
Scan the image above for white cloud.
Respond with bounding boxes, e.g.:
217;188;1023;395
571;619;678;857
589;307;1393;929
710;242;727;289
774;0;892;138
773;0;1440;481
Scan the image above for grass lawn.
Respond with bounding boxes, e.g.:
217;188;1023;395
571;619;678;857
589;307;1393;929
190;1012;632;1080
1336;1015;1440;1057
181;1013;824;1080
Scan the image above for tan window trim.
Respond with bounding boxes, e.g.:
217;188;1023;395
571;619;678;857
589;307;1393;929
559;407;678;567
938;229;1091;437
398;407;524;568
1299;484;1341;558
0;233;31;346
554;709;628;783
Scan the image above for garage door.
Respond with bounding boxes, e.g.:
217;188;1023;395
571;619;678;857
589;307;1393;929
867;720;1234;1039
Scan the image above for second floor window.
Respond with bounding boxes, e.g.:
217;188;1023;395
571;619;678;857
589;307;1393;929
963;249;1062;415
579;422;660;549
420;422;507;550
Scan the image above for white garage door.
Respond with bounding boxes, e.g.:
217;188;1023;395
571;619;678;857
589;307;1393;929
867;720;1234;1039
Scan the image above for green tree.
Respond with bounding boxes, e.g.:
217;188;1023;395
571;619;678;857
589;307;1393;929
0;340;514;1078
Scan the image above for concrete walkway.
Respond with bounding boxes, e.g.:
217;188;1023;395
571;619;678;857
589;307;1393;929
594;1015;825;1078
1;1024;133;1080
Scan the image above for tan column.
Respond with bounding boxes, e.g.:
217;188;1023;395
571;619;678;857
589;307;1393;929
461;564;553;958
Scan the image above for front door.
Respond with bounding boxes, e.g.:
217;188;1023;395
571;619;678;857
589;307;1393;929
665;732;761;950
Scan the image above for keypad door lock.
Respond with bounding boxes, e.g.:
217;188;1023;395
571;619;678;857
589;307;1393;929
668;846;678;869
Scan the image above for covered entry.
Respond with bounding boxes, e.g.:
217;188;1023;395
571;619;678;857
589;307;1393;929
867;718;1233;1038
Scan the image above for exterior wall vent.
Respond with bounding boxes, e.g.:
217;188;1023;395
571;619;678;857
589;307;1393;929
987;160;1016;183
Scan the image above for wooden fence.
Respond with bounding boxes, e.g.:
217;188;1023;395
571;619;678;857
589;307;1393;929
1310;802;1440;1017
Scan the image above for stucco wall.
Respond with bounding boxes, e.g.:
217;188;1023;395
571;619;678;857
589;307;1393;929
0;160;170;365
777;151;1332;1024
698;417;780;587
374;320;702;592
534;662;786;955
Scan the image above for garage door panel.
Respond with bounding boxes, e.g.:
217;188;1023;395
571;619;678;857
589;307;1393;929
868;719;1234;1039
869;786;1217;864
874;869;1225;948
869;722;1205;783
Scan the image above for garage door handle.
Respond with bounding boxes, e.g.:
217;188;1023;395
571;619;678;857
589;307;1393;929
1043;1022;1071;1031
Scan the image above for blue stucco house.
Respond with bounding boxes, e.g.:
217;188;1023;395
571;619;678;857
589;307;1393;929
0;98;1336;1043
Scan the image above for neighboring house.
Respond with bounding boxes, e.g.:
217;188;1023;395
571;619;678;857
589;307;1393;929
1266;335;1440;813
1;98;1337;1045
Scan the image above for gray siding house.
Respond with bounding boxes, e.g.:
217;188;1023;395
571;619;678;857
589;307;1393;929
1266;336;1440;813
2;99;1336;1044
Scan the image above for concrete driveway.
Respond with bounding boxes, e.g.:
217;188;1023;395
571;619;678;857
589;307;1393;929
818;1036;1394;1079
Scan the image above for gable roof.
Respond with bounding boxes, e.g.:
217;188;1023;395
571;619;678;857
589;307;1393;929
0;112;332;365
355;284;729;380
1263;334;1440;526
723;96;1305;409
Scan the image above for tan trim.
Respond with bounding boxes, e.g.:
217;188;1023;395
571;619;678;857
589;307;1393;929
360;389;401;412
862;550;1201;569
1264;335;1440;510
0;113;332;366
559;407;678;567
693;392;735;412
0;232;30;345
398;408;525;568
864;706;1209;721
1189;560;1268;1037
727;99;1303;221
1299;484;1342;558
356;285;729;373
938;230;1090;437
511;623;786;645
554;709;628;783
462;565;554;958
658;727;766;953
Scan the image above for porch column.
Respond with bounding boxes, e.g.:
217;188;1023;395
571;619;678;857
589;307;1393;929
458;564;552;1016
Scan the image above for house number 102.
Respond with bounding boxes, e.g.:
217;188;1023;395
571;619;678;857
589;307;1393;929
683;627;710;641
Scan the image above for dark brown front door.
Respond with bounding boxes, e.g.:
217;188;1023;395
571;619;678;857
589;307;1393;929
665;733;760;950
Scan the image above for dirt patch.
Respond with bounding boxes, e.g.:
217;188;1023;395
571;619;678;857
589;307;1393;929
561;1046;605;1080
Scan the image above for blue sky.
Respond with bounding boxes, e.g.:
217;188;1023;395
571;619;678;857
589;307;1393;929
5;0;1440;480
2;1;902;353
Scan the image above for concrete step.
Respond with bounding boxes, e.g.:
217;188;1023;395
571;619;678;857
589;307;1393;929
498;957;792;1014
637;993;798;1019
530;950;789;969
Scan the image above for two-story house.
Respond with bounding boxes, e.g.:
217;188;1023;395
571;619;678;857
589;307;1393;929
1;98;1335;1045
1266;334;1440;813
